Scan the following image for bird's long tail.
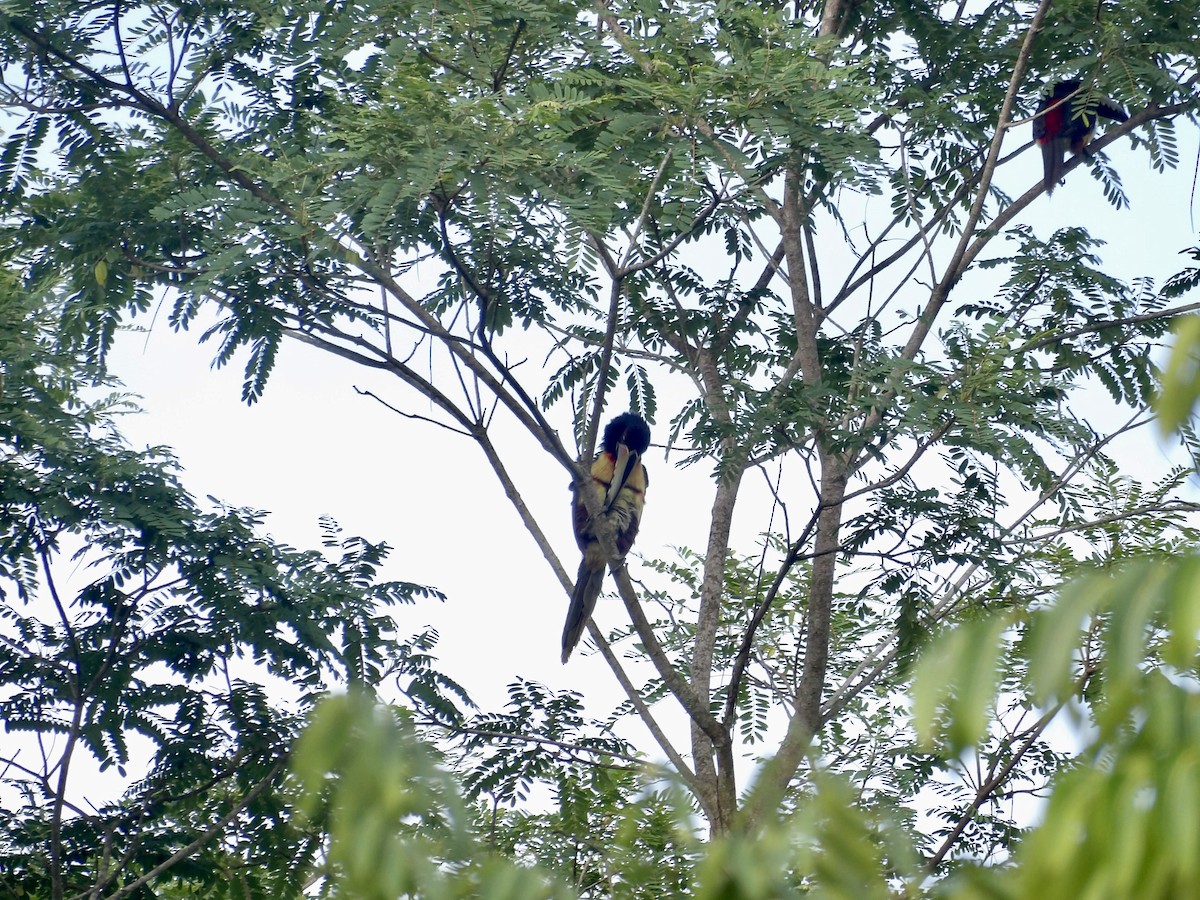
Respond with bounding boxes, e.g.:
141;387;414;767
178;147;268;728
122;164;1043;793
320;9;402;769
561;560;606;663
1041;139;1065;194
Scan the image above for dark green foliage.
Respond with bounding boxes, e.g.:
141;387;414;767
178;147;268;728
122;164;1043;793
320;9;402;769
457;679;633;804
0;285;459;896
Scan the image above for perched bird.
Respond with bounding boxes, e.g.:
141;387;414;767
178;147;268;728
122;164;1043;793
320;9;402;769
1033;79;1128;194
561;412;651;663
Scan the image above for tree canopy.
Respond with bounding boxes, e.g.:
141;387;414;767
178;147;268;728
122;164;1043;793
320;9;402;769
2;0;1200;894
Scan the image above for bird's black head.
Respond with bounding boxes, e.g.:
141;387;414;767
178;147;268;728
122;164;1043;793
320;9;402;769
602;413;651;457
1048;79;1081;99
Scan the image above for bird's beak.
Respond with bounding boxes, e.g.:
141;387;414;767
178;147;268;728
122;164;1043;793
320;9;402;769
605;441;635;510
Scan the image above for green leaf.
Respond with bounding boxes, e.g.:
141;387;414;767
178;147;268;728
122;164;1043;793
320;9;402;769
912;613;1010;751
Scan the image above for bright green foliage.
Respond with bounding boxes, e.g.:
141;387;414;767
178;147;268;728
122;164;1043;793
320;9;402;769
915;555;1200;899
913;614;1012;753
294;690;574;899
1156;246;1200;435
1013;672;1200;900
294;693;920;899
694;772;917;900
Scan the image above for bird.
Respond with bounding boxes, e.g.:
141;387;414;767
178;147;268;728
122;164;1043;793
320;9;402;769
561;412;651;663
1033;79;1128;194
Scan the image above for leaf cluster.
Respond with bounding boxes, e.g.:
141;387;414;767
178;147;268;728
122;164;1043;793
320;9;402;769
0;283;457;896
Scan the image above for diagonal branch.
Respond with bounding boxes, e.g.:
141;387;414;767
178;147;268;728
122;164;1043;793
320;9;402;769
613;566;727;746
924;677;1088;873
896;0;1053;365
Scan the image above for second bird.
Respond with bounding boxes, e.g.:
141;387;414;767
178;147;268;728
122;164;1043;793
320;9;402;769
1033;79;1128;194
561;413;651;663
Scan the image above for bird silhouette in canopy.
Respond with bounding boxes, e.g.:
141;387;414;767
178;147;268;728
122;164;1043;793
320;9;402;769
1033;79;1128;194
